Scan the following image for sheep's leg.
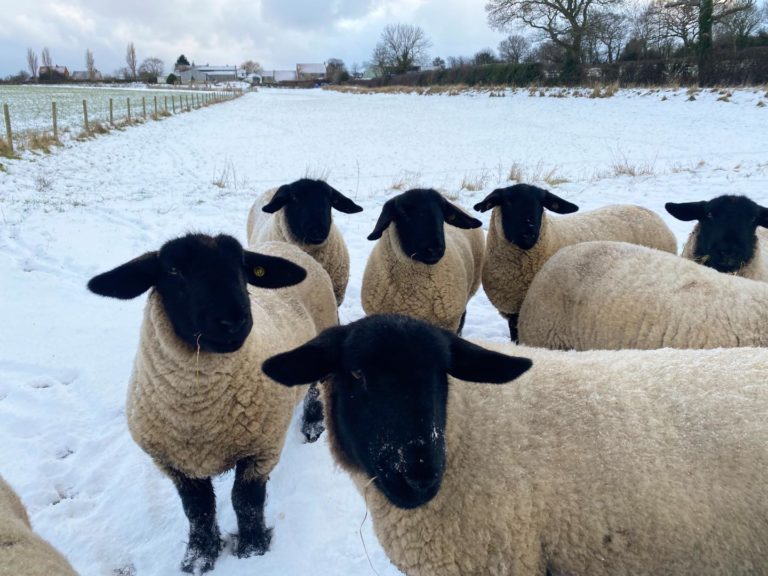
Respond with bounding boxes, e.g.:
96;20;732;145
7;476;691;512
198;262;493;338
169;469;222;574
232;458;272;558
457;310;467;336
301;382;325;443
508;314;519;343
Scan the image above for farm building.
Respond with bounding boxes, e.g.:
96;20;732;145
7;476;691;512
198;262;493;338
70;70;103;81
297;63;327;81
177;65;242;85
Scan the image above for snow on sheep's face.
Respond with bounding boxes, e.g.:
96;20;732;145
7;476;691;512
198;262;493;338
474;184;578;250
367;189;482;265
262;179;363;245
666;195;768;274
87;234;307;354
262;314;532;510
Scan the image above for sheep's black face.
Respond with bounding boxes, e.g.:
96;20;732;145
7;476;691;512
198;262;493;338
87;233;308;354
262;314;533;510
262;179;363;245
666;195;768;274
367;189;482;265
473;184;579;250
155;236;254;353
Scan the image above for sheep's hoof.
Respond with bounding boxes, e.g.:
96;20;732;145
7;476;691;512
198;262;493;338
301;383;325;443
234;527;273;558
180;538;222;574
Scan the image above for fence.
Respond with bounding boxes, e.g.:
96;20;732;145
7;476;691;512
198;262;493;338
0;88;245;156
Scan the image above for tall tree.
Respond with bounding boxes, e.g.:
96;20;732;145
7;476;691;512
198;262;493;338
371;23;432;75
326;58;348;82
175;54;191;70
240;60;262;74
474;48;497;64
26;48;38;79
126;42;137;79
41;47;52;68
498;34;531;62
138;57;164;81
85;49;96;80
715;0;763;47
486;0;622;67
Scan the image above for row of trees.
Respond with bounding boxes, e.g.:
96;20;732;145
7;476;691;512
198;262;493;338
21;45;165;82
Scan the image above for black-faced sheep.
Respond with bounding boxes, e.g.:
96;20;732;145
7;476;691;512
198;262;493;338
361;188;484;334
246;178;363;305
473;184;677;341
666;194;768;280
87;233;337;573
264;314;768;576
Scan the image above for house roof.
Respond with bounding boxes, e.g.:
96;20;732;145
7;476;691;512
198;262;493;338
297;63;326;75
274;70;298;82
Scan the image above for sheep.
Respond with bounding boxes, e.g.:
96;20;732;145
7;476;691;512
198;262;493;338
246;178;363;305
473;184;677;341
0;476;77;576
666;194;768;281
518;240;768;351
361;188;484;334
263;313;768;576
87;233;337;574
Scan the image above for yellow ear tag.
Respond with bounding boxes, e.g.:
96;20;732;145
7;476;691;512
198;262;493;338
253;266;266;277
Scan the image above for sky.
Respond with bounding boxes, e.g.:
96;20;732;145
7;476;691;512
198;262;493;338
0;0;511;77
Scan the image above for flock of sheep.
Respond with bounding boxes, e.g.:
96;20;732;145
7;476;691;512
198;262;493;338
3;179;767;575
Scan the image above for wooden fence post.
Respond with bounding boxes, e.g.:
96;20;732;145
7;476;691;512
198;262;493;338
83;100;89;133
3;104;14;154
52;102;58;140
172;96;176;114
164;96;168;113
154;95;158;119
109;98;114;126
186;95;190;112
142;97;147;120
127;98;132;123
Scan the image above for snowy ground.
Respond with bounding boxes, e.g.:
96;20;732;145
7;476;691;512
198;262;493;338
0;86;767;576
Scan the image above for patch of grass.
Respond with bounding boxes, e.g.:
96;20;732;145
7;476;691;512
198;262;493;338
24;131;60;153
506;160;568;186
507;161;524;182
460;170;490;192
717;95;731;102
609;157;655;177
304;166;331;181
390;170;421;191
212;160;238;189
34;174;53;193
0;137;16;159
757;100;766;108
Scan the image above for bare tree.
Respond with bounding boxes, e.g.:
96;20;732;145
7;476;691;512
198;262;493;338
486;0;622;66
474;48;498;64
371;23;432;75
715;0;763;47
138;57;164;81
587;11;629;62
26;48;38;79
447;55;471;67
126;42;138;79
41;47;52;68
326;58;348;83
432;56;447;68
240;60;263;74
498;34;531;62
85;49;96;80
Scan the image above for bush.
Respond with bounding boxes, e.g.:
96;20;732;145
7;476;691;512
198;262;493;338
166;73;179;85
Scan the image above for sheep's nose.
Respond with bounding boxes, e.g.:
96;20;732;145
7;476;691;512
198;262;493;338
218;316;247;334
403;468;441;493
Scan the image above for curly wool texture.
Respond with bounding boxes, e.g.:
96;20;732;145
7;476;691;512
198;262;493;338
519;240;768;350
361;223;484;332
325;345;768;576
681;223;768;281
247;188;351;305
482;205;677;318
0;477;77;576
126;242;338;479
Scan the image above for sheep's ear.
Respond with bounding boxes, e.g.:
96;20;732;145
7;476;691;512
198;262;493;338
262;326;347;386
758;206;768;228
543;191;579;214
665;201;706;221
473;189;503;213
447;333;532;384
442;199;482;229
262;185;292;213
243;251;307;288
329;186;364;214
367;200;395;240
87;252;160;299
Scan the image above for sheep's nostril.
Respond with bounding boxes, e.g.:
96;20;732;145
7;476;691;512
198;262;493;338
219;317;246;334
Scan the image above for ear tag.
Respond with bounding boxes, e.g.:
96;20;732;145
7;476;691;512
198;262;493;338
253;266;266;277
551;202;560;210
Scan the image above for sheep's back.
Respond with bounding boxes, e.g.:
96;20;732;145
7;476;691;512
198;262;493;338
0;477;77;576
518;241;768;350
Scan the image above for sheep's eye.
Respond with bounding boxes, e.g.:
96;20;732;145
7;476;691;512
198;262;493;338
168;267;182;277
706;212;714;220
351;370;364;381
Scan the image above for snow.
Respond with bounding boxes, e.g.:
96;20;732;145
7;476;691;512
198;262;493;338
0;86;767;575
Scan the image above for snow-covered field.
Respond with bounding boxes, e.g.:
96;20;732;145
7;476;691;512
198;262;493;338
0;86;766;576
0;85;217;136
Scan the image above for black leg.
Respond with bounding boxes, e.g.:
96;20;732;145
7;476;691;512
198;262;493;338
231;458;272;558
457;310;467;336
301;382;325;443
508;314;519;343
168;469;222;574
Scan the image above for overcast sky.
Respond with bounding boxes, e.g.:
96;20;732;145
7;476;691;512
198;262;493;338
0;0;511;77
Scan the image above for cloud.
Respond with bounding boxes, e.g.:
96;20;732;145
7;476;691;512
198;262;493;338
0;0;505;76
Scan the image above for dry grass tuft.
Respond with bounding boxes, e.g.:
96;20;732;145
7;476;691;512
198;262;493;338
757;100;766;108
507;161;524;182
506;161;568;186
0;137;15;158
460;171;490;192
716;95;731;102
390;170;421;191
610;157;655;177
304;166;331;181
687;94;697;101
24;131;60;154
